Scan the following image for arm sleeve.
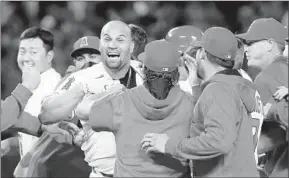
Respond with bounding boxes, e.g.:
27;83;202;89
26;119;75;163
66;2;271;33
1;84;33;132
88;85;126;132
254;73;276;104
88;99;114;132
165;85;238;160
9;112;42;137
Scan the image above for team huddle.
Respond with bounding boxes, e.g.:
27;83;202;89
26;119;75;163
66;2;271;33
1;17;288;178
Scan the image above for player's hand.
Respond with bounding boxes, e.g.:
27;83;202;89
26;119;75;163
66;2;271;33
41;122;76;144
183;47;201;87
141;133;169;154
21;64;41;92
65;65;78;75
58;121;85;146
273;86;288;101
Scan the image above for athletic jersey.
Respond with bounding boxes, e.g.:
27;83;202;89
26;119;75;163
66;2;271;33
240;69;264;164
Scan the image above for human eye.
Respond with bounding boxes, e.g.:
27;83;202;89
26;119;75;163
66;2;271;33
104;37;111;42
18;50;25;55
90;54;98;58
76;56;84;61
117;38;125;43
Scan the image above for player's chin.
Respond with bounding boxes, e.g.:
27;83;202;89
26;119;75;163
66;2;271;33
247;59;258;68
106;61;122;69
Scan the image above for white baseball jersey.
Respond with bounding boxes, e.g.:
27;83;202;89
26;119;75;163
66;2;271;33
18;68;61;158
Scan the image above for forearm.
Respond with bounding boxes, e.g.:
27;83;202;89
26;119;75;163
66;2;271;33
165;133;231;160
6;112;42;137
39;86;85;124
1;84;33;132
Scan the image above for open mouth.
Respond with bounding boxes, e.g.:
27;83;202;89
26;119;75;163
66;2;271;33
23;62;34;67
107;53;120;60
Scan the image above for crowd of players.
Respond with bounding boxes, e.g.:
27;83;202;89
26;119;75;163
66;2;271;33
1;17;288;178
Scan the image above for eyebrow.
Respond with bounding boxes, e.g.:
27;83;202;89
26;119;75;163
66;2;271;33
19;46;40;50
103;33;127;38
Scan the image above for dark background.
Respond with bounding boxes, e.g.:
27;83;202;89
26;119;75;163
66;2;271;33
1;1;288;177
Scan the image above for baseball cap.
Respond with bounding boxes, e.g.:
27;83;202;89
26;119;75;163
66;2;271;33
142;40;180;73
165;25;203;54
236;18;288;45
70;36;100;57
196;27;238;61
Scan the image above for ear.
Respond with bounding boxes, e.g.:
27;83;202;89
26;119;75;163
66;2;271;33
130;41;135;54
267;39;275;52
47;50;54;63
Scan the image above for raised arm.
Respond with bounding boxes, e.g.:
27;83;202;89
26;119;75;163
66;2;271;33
39;82;85;124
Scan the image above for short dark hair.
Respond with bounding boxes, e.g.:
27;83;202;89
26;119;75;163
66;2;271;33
129;24;148;58
20;27;54;52
205;51;235;69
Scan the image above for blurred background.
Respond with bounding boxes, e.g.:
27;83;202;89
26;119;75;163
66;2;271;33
1;1;288;99
0;2;288;176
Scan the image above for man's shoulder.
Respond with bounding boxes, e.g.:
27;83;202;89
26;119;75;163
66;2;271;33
76;63;106;77
260;57;288;78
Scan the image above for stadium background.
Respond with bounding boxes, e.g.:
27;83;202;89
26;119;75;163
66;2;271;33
1;1;288;177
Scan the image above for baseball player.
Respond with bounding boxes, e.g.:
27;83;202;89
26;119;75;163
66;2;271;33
142;27;259;177
14;35;115;178
236;18;288;177
16;27;62;159
233;39;264;165
79;39;198;177
16;21;144;178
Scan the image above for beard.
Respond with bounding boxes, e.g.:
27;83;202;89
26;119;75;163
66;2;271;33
104;57;123;69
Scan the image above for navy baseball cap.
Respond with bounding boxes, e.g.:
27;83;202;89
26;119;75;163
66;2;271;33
236;18;288;45
70;36;100;57
142;40;180;73
196;27;238;61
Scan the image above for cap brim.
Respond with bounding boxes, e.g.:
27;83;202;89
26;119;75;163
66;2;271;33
235;32;260;42
70;48;100;58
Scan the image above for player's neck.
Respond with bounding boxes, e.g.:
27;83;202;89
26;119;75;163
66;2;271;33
104;61;131;80
260;53;282;70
